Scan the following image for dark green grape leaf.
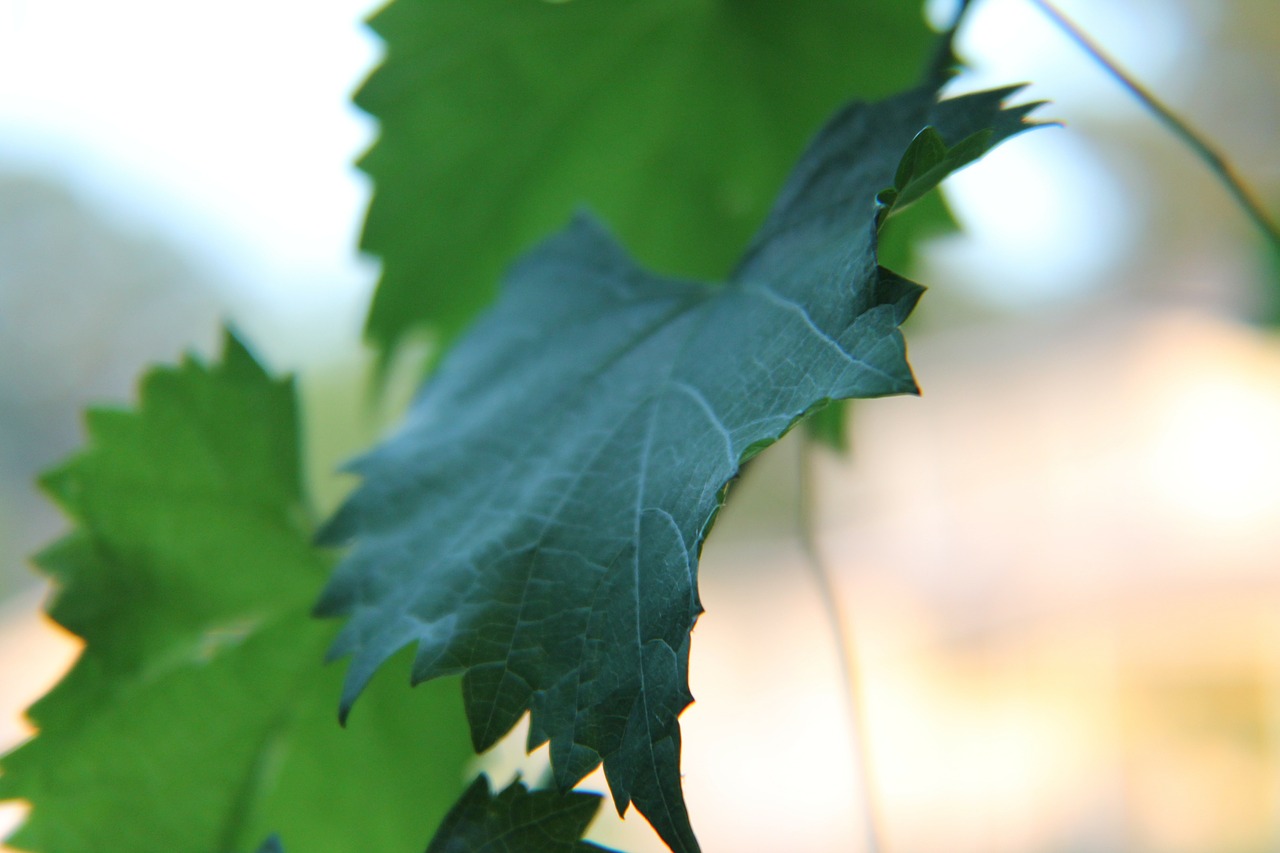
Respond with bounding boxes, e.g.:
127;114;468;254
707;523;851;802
356;0;942;362
319;62;1042;852
426;775;619;853
0;332;472;853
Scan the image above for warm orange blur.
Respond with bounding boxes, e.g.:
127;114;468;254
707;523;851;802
0;595;80;846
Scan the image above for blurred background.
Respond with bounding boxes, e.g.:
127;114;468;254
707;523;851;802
1;0;1278;851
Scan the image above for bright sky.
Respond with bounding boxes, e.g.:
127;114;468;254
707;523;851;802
0;0;1193;355
942;0;1193;305
0;0;382;365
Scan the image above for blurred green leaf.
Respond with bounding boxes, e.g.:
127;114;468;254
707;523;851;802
357;0;940;363
803;400;850;453
0;332;472;853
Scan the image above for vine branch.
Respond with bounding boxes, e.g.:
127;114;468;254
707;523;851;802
1029;0;1280;251
797;434;884;853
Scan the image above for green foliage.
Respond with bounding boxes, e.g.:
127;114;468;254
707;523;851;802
1;4;1052;853
318;72;1039;850
0;333;472;853
426;775;618;853
875;125;996;227
803;399;851;452
9;0;1271;848
356;0;940;362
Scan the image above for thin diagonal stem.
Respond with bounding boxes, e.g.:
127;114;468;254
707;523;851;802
797;434;884;853
1029;0;1280;251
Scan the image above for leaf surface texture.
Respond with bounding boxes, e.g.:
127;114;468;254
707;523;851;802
321;76;1041;852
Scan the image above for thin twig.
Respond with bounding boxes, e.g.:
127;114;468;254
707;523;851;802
1029;0;1280;251
796;434;884;853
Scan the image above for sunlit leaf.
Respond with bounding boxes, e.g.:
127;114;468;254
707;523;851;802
0;333;472;853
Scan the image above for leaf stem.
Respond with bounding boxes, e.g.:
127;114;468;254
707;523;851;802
1028;0;1280;251
796;434;885;853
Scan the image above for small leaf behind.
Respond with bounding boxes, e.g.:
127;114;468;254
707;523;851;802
427;775;619;853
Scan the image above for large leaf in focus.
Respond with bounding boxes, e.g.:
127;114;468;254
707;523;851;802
320;70;1040;852
0;333;472;853
427;775;618;853
357;0;940;360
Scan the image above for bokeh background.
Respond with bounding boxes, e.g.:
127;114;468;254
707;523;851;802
2;0;1278;851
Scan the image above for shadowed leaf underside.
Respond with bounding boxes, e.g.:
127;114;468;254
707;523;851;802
320;80;1041;852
